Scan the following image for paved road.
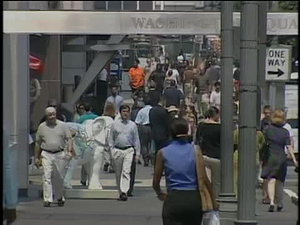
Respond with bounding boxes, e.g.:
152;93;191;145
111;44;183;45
17;163;298;225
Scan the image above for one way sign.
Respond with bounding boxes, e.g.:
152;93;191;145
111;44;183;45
265;48;290;81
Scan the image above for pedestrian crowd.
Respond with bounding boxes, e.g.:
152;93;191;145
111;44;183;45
3;57;298;225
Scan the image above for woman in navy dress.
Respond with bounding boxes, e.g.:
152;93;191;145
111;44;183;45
261;109;298;212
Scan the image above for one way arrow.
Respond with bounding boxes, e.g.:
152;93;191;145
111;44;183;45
267;68;284;77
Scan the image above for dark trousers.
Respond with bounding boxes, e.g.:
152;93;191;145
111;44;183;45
128;152;136;195
154;139;169;167
96;80;108;115
138;125;152;165
162;190;203;225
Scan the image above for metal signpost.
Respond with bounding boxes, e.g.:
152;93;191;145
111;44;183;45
266;47;291;109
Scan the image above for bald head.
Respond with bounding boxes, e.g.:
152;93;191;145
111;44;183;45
45;107;57;124
45;107;56;115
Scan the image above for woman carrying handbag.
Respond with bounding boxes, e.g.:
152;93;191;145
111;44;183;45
153;118;219;225
261;109;298;212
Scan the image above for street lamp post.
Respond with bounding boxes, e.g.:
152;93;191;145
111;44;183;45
234;1;259;225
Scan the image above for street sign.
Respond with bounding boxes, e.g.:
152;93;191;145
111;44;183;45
265;48;290;81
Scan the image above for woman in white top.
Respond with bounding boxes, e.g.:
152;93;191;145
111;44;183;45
166;64;180;85
210;81;221;110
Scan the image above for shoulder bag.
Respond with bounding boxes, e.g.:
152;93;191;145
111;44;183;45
194;145;219;212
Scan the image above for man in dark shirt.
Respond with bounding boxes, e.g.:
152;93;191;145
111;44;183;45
163;80;184;108
260;105;272;131
147;81;160;107
149;95;170;160
150;64;165;94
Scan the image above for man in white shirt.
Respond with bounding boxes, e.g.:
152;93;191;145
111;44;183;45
105;85;124;116
35;107;74;207
109;105;141;201
210;81;221;110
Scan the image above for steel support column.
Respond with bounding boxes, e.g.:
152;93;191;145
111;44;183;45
4;34;30;196
62;43;130;52
62;51;117;112
257;1;268;127
219;1;235;200
235;1;259;225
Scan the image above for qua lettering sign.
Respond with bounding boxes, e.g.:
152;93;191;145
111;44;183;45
267;14;298;35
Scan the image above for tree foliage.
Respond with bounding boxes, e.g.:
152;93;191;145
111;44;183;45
233;2;241;11
278;1;298;11
233;1;298;11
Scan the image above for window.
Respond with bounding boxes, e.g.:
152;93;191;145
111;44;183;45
139;1;153;11
94;1;106;10
108;1;122;10
123;1;137;10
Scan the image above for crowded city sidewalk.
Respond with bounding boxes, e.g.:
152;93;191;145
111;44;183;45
17;165;298;225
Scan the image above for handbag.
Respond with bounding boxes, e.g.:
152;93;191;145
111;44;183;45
202;210;221;225
259;140;270;162
194;145;218;212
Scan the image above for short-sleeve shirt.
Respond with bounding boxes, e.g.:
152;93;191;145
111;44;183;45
78;112;98;124
183;70;194;83
129;67;145;89
196;72;210;94
210;91;221;109
105;95;124;113
97;68;107;81
36;120;71;152
163;87;184;108
135;105;152;125
265;124;291;158
166;69;180;85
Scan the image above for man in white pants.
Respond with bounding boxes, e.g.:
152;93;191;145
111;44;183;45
35;107;74;207
109;105;141;201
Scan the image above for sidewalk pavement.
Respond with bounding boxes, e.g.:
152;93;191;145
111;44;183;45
16;164;298;225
